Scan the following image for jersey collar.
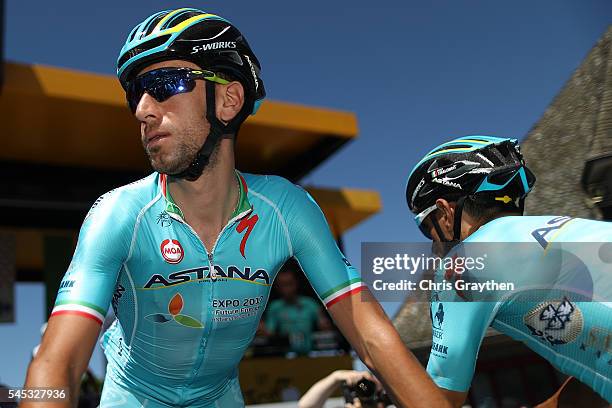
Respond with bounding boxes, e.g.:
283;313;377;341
158;171;252;223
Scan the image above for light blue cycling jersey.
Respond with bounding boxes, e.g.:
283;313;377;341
51;171;365;407
426;216;612;402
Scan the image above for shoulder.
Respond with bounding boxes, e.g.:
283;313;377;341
465;215;566;243
83;173;160;228
242;172;316;215
243;173;309;202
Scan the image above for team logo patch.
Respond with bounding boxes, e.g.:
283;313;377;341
145;293;204;328
160;239;184;264
156;211;172;227
433;303;445;329
236;213;259;258
524;297;583;346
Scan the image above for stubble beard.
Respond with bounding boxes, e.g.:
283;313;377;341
145;119;202;174
145;125;221;176
147;138;198;175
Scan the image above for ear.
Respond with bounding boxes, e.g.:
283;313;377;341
216;81;245;123
435;198;455;231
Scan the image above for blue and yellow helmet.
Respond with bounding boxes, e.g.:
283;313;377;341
406;136;536;232
117;8;265;114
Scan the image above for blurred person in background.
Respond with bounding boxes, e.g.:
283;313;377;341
265;263;332;354
23;7;449;408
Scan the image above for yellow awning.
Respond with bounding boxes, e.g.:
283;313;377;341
306;187;382;238
1;62;381;279
1;62;358;179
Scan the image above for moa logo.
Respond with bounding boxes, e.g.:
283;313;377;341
160;239;184;264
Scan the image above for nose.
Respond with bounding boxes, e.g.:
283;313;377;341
134;92;162;123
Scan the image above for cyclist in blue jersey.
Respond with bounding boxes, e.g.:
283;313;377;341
24;8;449;408
405;135;611;406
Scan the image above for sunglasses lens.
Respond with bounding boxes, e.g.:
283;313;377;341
150;77;196;102
127;81;145;112
126;70;197;112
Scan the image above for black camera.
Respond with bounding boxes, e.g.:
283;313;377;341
341;378;392;408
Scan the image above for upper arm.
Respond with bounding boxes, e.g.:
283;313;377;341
31;313;102;377
24;188;139;390
51;190;135;324
284;187;364;308
426;300;497;392
440;388;469;408
326;287;391;341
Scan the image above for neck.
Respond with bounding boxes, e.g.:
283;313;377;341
460;211;519;239
167;140;239;228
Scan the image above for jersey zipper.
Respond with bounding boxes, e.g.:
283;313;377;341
183;208;252;385
181;207;253;274
207;209;251;278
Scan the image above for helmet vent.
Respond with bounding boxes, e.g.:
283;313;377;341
164;10;202;29
432;143;473;153
118;35;171;70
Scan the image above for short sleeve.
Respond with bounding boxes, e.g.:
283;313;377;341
51;190;137;324
426;300;498;391
284;187;365;308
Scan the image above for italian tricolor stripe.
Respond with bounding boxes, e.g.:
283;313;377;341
51;302;105;325
322;279;367;308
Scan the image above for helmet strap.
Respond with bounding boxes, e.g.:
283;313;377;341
431;217;450;243
452;196;467;242
518;197;526;215
170;81;248;181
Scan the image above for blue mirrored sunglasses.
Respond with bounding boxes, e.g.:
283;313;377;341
125;67;229;113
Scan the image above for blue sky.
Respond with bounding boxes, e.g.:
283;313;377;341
1;0;611;387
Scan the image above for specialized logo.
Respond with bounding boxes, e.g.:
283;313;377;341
244;54;259;91
236;213;259;258
144;265;271;288
524;298;583;346
160;239;184;264
191;41;237;54
411;178;426;205
145;293;204;329
431;164;458;178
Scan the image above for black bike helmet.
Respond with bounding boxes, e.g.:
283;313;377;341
406;136;536;241
117;8;266;180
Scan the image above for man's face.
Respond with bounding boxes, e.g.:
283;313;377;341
133;60;210;174
275;271;298;300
